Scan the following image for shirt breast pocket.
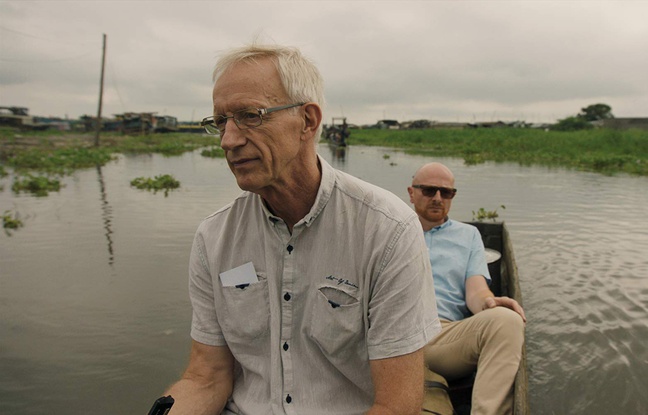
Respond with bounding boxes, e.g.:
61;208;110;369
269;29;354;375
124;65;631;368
306;284;365;356
219;276;270;345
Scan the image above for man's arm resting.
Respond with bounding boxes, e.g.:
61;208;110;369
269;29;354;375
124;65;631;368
165;340;235;415
366;348;424;415
465;275;526;322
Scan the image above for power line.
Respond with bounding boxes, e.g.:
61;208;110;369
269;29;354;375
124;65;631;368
108;60;127;113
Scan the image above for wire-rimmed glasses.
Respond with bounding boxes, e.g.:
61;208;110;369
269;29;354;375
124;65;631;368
200;103;305;135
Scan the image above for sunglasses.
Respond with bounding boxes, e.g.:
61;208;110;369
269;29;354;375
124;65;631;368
412;185;457;199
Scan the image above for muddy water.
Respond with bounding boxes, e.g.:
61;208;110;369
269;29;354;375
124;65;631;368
1;144;646;414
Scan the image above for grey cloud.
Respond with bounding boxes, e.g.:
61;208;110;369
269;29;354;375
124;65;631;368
1;1;646;124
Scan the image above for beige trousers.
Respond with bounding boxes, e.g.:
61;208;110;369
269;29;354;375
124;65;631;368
424;307;525;415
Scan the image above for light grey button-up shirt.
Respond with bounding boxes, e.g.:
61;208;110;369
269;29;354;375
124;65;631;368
189;157;441;415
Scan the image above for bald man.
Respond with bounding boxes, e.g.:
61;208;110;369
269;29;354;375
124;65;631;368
408;162;526;415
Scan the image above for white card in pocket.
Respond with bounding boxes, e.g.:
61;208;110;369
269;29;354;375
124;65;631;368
219;262;259;287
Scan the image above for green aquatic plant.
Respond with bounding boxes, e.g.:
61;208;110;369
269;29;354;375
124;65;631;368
7;147;114;174
349;128;648;176
472;205;506;222
2;210;24;235
117;134;215;155
201;147;226;158
12;174;62;197
1;130;217;174
130;174;180;197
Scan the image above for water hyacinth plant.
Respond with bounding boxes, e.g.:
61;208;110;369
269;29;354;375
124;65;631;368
2;210;24;235
130;174;180;197
12;174;62;197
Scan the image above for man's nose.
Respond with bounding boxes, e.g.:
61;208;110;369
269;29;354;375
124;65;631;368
219;119;245;151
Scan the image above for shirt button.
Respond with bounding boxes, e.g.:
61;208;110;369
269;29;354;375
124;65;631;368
287;245;294;253
283;342;289;351
284;292;291;301
286;394;292;404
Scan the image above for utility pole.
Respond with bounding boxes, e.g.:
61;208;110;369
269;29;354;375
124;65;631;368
94;33;107;147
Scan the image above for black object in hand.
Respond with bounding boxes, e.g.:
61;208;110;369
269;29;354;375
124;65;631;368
147;395;174;415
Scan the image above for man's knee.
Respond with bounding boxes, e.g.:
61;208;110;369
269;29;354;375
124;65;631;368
481;307;524;346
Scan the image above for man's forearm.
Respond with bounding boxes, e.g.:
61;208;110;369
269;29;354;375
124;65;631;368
368;350;424;415
162;341;235;415
466;290;495;315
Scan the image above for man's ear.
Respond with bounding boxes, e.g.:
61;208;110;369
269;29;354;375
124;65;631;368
407;187;415;203
301;103;322;140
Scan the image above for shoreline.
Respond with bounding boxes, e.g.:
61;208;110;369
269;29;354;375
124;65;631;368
1;127;647;177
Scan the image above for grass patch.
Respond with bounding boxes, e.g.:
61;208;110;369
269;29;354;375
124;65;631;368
130;174;180;197
6;147;115;175
117;133;216;156
349;128;648;176
3;127;647;177
1;129;217;173
201;146;226;158
12;174;62;197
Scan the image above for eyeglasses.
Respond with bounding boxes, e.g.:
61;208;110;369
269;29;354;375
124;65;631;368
200;103;305;135
412;185;457;199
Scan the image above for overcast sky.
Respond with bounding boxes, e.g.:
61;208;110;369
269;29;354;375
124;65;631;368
1;1;647;125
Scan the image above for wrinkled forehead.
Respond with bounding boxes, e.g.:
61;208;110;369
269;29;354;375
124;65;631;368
214;56;281;88
212;59;287;110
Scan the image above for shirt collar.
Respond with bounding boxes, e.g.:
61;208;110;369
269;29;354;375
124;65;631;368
427;217;453;234
262;155;335;228
301;155;334;227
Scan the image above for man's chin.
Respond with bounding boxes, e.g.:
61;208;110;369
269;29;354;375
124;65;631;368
234;175;263;193
425;212;444;222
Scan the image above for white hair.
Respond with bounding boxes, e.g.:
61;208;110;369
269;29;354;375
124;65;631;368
212;43;326;140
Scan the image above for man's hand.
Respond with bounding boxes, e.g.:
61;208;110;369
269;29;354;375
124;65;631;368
466;275;526;322
483;296;526;322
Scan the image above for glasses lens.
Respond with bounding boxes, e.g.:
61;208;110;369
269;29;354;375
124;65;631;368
212;116;229;134
418;186;456;199
201;118;219;135
234;109;262;129
439;188;456;199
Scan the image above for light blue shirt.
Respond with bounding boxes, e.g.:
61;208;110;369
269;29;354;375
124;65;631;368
424;219;491;321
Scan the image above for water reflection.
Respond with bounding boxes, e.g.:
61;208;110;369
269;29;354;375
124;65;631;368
95;165;114;266
327;143;346;167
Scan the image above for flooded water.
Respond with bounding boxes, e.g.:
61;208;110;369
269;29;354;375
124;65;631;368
1;143;647;414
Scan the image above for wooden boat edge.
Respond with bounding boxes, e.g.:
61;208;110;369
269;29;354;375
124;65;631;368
464;221;530;415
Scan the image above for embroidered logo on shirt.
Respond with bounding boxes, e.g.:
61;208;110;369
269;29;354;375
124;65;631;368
325;275;358;289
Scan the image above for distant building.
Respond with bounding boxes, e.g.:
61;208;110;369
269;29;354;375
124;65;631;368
0;106;70;130
0;106;39;128
376;119;400;129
